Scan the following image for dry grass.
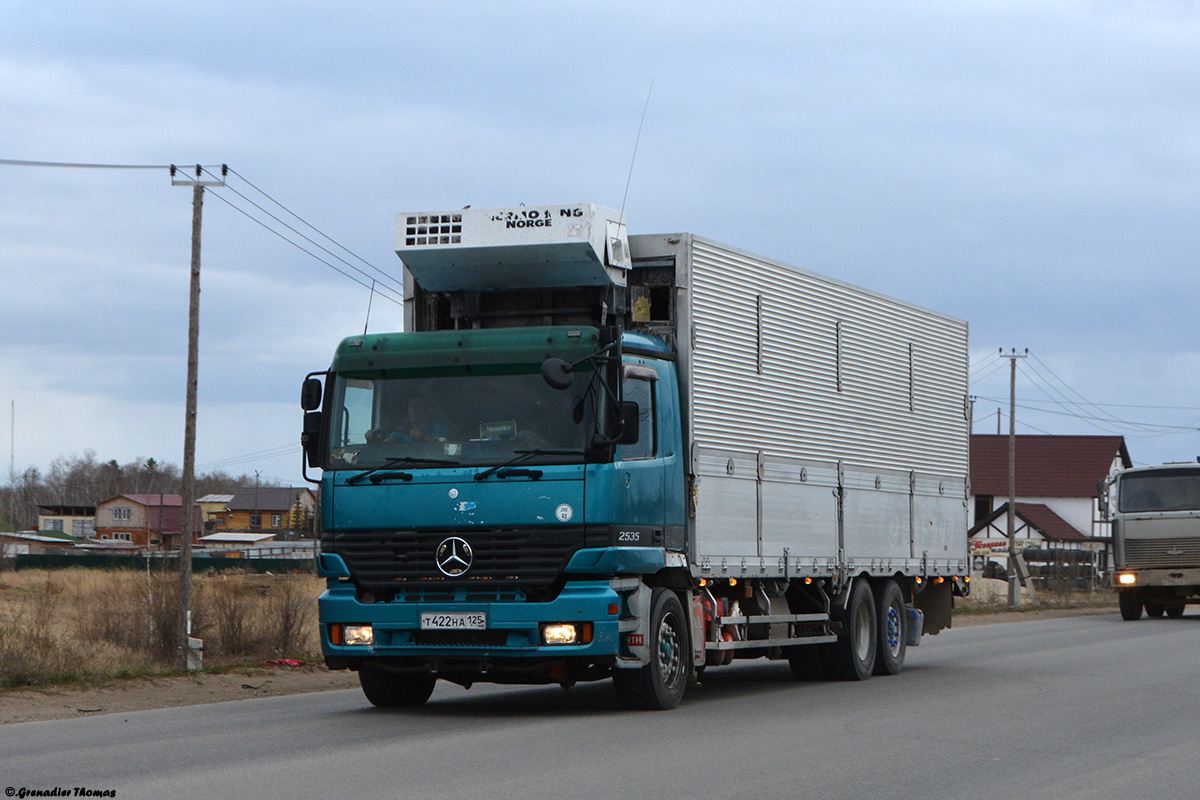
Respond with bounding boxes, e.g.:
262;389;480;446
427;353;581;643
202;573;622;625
0;568;324;689
957;576;1118;615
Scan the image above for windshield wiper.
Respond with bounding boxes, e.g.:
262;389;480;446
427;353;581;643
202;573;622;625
346;456;460;485
474;450;583;482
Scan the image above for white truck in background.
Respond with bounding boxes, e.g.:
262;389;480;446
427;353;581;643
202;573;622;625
1112;463;1200;619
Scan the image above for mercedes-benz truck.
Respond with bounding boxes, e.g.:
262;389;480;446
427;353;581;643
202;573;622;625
301;203;970;709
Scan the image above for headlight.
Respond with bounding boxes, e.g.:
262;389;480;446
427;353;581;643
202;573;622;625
541;622;593;646
342;624;374;646
1117;573;1137;586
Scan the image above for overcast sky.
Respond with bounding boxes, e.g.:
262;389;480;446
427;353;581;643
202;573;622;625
2;0;1199;489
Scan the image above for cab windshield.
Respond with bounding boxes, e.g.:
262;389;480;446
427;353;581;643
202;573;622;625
326;369;597;469
1118;469;1200;513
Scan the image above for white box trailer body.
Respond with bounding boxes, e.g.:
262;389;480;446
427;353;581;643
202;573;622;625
627;233;970;583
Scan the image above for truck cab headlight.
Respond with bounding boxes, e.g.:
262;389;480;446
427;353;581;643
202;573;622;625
541;622;593;646
331;624;374;646
1117;573;1137;586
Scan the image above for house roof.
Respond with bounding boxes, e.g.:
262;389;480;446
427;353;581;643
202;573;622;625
0;531;77;545
200;532;277;544
227;487;312;512
969;502;1090;542
103;494;184;507
197;494;234;504
971;435;1131;498
37;505;95;516
75;539;143;551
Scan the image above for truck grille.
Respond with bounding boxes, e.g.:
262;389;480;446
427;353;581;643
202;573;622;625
324;527;587;593
1124;538;1200;569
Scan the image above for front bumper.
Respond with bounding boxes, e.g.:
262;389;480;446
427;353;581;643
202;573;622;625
1115;566;1200;591
319;580;622;661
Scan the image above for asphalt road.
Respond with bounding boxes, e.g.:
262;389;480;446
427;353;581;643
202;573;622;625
2;613;1198;800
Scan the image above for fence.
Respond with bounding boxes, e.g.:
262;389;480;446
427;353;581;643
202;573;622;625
14;553;315;574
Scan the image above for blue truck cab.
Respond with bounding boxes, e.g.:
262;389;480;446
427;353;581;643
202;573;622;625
305;320;691;707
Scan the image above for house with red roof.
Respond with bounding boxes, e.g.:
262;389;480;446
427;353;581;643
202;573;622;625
93;494;203;552
968;435;1131;573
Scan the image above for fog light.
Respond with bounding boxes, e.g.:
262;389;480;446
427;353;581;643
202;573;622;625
344;624;374;646
1118;573;1137;586
541;622;593;646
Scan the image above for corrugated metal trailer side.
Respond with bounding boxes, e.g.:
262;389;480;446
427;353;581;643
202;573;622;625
630;233;969;583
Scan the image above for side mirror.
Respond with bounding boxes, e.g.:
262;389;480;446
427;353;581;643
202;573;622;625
541;358;574;390
302;411;323;468
616;401;639;445
301;377;323;411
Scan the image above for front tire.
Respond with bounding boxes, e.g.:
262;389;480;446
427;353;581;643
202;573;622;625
1118;590;1142;621
824;578;877;681
873;580;906;676
613;588;689;710
1145;602;1165;618
359;665;437;708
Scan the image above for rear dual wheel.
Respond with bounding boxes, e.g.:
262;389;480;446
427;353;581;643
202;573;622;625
873;580;907;676
825;579;877;681
792;578;909;682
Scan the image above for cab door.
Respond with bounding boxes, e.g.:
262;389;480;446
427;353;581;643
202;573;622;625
612;360;667;544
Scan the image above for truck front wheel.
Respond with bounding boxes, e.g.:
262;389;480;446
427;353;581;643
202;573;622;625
358;665;437;708
613;588;688;710
1118;590;1142;621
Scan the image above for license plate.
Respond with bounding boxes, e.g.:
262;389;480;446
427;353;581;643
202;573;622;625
420;612;487;630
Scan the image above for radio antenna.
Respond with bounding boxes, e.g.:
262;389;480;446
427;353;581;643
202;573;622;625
363;280;376;335
620;79;654;221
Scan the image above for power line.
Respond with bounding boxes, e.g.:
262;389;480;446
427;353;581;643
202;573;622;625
1024;352;1133;431
196;443;299;472
970;358;1009;385
1017;361;1126;435
969;349;1002;379
2;157;405;306
222;167;405;293
204;189;404;306
0;158;174;169
973;395;1199;433
203;167;406;298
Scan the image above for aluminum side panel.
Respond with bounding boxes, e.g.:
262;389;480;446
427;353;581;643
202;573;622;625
685;237;969;477
842;467;912;560
761;459;839;560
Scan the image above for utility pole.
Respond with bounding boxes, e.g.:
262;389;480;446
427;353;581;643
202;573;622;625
8;400;14;532
171;164;226;671
1001;349;1027;609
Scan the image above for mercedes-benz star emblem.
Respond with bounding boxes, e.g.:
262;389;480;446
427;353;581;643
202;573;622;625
435;536;473;577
